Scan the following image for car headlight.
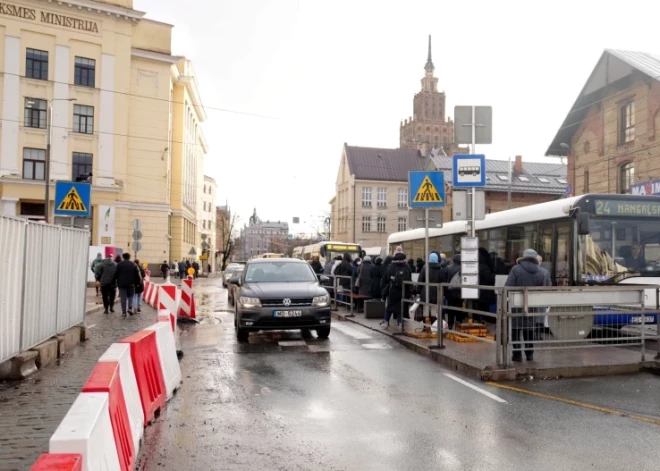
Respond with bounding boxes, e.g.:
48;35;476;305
312;294;330;307
239;297;261;308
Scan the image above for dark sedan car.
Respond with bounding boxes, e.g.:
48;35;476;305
228;258;331;342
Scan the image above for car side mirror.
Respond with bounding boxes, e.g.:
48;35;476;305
577;212;590;235
318;275;329;284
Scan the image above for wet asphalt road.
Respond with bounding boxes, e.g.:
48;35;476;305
136;279;660;471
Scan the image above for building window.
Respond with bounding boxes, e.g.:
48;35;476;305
74;57;95;87
24;98;46;129
361;187;372;207
73;105;94;134
26;48;48;80
377;217;386;233
203;185;206;193
584;169;589;193
362;216;371;232
619;162;634;194
23;148;46;180
398;188;408;207
398;217;407;232
442;136;448;149
72;152;92;180
377;188;387;207
203;220;206;230
20;202;45;217
619;101;635;144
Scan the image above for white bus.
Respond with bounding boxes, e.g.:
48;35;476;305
292;241;363;266
387;193;660;327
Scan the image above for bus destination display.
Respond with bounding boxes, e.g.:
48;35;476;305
325;244;360;251
594;199;660;217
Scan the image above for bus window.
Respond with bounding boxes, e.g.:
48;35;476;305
507;224;538;264
555;222;570;286
539;223;554;277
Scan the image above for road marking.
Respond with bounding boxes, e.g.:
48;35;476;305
331;322;372;340
278;340;307;347
444;373;507;403
362;343;391;350
486;382;660;426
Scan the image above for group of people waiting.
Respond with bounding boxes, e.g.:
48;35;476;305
91;252;145;317
312;245;551;362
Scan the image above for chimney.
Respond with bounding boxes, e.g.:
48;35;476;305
419;141;431;157
514;155;523;174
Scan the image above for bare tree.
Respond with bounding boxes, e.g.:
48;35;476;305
216;212;240;271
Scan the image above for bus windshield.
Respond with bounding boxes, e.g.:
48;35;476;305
322;243;362;262
585;216;660;278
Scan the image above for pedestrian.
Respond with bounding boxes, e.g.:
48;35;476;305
173;260;180;279
115;253;142;317
91;253;103;296
192;260;200;278
133;259;146;313
505;248;551;362
96;253;117;314
160;260;169;279
381;248;412;328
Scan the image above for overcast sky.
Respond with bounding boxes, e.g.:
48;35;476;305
135;0;660;234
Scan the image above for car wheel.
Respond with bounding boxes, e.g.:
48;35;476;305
316;326;331;339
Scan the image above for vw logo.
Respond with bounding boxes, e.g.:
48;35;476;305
283;298;292;306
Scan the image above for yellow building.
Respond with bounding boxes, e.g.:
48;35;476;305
0;0;207;265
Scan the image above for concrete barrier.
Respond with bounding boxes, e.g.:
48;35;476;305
98;343;144;455
49;392;121;471
31;453;82;470
146;322;182;400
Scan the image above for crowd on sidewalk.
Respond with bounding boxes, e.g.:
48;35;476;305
90;253;145;317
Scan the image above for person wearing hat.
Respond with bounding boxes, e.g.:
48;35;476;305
97;253;118;314
505;248;551;362
417;252;445;323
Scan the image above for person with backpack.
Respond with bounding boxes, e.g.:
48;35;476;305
444;254;464;329
381;246;412;328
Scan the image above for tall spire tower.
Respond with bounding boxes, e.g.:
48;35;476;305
425;34;434;76
421;35;438;92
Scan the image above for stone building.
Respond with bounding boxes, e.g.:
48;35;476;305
546;49;660;196
399;35;465;155
0;0;208;264
199;175;216;261
239;208;289;259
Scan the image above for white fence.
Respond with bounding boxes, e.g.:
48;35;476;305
0;216;89;364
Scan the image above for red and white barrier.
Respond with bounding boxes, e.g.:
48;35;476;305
146;322;182;400
31;454;82;471
178;276;196;320
49;392;121;470
81;362;135;471
98;343;144;453
119;330;166;425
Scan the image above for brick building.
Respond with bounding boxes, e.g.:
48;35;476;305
546;49;660;196
399;36;466;155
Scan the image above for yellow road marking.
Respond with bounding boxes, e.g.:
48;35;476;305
485;381;660;427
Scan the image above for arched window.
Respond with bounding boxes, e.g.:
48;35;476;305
619;162;634;194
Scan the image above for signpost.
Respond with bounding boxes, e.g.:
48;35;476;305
454;106;492;302
409;171;445;320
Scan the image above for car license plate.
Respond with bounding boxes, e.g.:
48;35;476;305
631;316;655;324
274;310;302;318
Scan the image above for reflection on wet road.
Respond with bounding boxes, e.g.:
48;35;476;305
137;278;659;471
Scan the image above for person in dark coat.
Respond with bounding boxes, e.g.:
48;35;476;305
335;253;353;290
357;256;374;297
444;254;463;328
417;253;444;322
382;249;412;328
370;257;384;299
476;247;496;320
97;253;117;314
133;259;146;313
310;256;324;275
416;258;425;275
115;253;142;317
380;255;393;294
407;258;416;274
505;248;551;362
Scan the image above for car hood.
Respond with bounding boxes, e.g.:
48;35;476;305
243;282;325;298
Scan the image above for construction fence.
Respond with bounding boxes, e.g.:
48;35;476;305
0;215;89;364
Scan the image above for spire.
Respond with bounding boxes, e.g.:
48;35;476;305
425;34;434;70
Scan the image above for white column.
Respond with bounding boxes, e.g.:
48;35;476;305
0;197;19;217
97;53;115;187
0;36;20;177
51;45;70;181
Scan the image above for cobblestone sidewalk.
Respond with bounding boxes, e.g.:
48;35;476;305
0;294;158;471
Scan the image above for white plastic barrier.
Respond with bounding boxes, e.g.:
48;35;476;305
49;392;121;471
98;343;144;453
145;322;181;400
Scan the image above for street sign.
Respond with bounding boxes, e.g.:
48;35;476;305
452;190;486;221
292;217;300;224
201;241;209;250
201;233;207;240
454;106;492;145
408;171;445;208
452;154;486;188
408;209;443;230
132;230;143;241
133;241;143;253
54;181;91;217
189;247;197;256
132;219;142;231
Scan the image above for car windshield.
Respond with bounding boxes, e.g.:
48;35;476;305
245;262;317;283
225;266;239;275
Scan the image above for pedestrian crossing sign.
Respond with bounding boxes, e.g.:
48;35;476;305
54;181;91;217
408;171;445;208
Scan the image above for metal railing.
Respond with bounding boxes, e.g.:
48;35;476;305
0;216;89;364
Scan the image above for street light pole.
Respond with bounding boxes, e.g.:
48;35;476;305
44;97;77;223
